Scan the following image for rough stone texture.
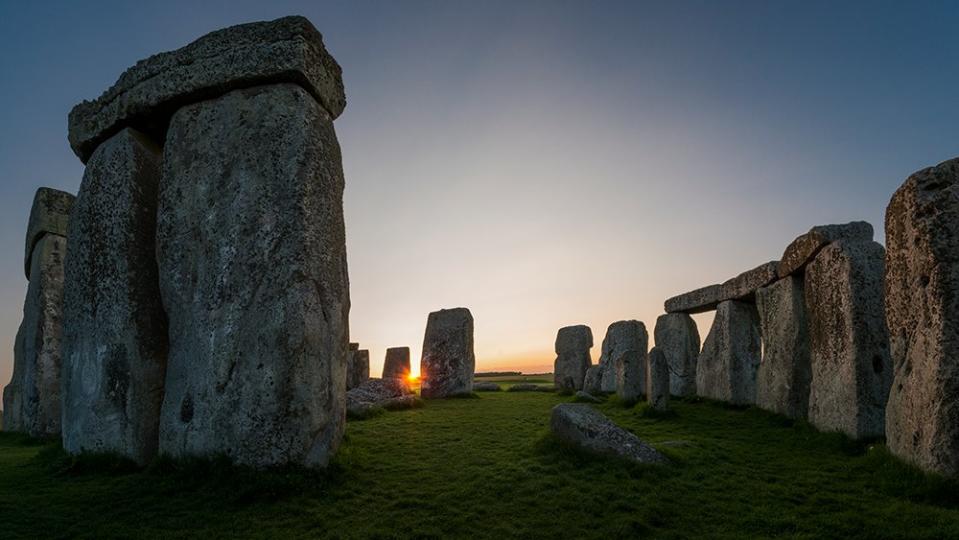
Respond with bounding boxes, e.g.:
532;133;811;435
647;347;670;411
582;365;603;395
347;395;417;418
884;158;959;476
68;16;345;163
507;383;550;392
420;308;475;399
549;404;668;464
24;188;74;279
155;83;349;468
2;234;67;437
346;350;370;391
382;347;411;380
553;325;592;391
616;350;647;403
654;313;700;397
60;128;168;464
349;342;359;351
755;275;811;420
805;240;891;440
346;378;412;417
778;221;874;278
473;381;501;392
598;321;647;397
696;300;761;405
664;261;778;314
574;391;602;403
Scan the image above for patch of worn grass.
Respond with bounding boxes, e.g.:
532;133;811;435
2;393;958;538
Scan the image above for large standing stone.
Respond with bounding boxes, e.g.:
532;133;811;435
805;240;891;440
647;347;670;411
2;189;73;436
60;128;168;464
755;275;811;420
346;350;370;390
553;325;592;391
778;221;873;278
68;16;345;163
156;83;349;468
598;320;647;394
382;347;411;380
654;313;700;396
550;404;668;464
420;308;475;398
884;158;959;476
696;300;761;405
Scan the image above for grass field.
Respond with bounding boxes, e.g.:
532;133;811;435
2;378;958;539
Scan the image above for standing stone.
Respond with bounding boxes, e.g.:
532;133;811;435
156;83;349;468
598;320;647;394
647;347;670;411
755;275;811;420
383;347;411;380
805;240;891;439
2;188;73;437
696;300;761;405
615;349;646;403
553;325;592;391
885;158;959;476
654;313;700;397
60;128;168;464
420;308;475;398
583;365;603;395
349;342;359;351
346;350;370;390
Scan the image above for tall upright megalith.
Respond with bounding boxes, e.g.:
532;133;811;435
696;300;761;405
755;275;811;420
61;128;168;464
598;320;647;395
347;349;370;390
885;158;959;476
420;308;475;398
383;347;411;380
554;325;592;391
647;347;670;411
805;240;891;440
2;188;73;436
654;313;700;397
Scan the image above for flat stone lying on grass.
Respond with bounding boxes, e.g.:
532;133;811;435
573;391;602;403
553;325;592;391
473;381;502;392
550;403;668;464
420;307;475;399
696;300;761;405
654;313;700;397
507;383;554;392
347;395;418;419
664;261;779;314
346;378;415;418
778;221;873;278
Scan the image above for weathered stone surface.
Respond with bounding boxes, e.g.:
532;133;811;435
550;404;668;464
349;342;359;351
654;313;700;397
2;234;67;437
346;350;370;391
382;347;411;380
346;378;414;418
573;391;602;403
696;300;761;405
884;159;959;476
347;395;417;418
597;320;647;398
68;16;345;162
60;128;168;464
583;365;603;395
755;275;811;420
553;325;592;391
420;308;475;399
664;261;778;314
507;383;553;392
616;350;646;403
805;240;891;440
156;83;349;468
24;188;74;279
647;347;670;411
473;381;501;392
778;221;873;278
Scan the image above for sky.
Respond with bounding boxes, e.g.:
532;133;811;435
1;1;958;382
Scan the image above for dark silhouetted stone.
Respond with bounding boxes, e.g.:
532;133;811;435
553;325;592;391
420;308;475;398
654;313;700;397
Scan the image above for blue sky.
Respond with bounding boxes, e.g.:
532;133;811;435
1;1;957;379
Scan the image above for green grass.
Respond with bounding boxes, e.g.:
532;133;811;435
2;393;958;539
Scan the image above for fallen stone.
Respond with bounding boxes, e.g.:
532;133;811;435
68;16;345;162
755;275;811;420
573;391;602;403
550;403;668;464
156;83;349;468
647;347;670;411
778;221;874;278
508;383;544;392
805;240;891;440
884;158;959;476
60;128;168;465
347;349;370;391
473;381;502;392
420;308;475;399
347;395;418;418
696;300;761;405
654;313;700;397
599;320;647;395
382;347;411;380
23;188;73;279
553;325;592;391
664;261;779;314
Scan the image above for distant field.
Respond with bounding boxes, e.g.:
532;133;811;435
2;392;958;538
